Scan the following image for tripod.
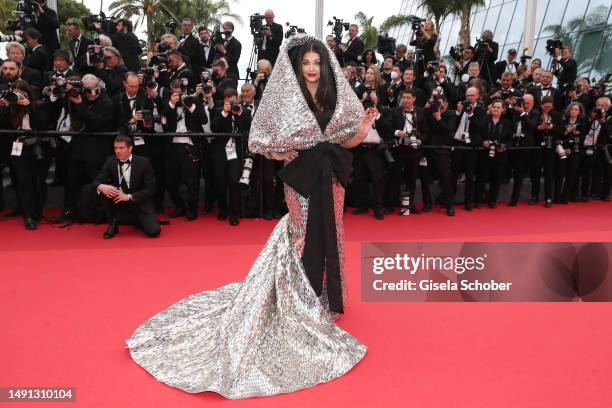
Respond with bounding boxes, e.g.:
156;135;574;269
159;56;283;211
245;40;261;83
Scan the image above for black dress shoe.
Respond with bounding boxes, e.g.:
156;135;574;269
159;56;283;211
217;212;227;221
446;207;455;217
263;210;274;220
474;202;482;209
103;222;118;239
409;206;421;214
488;202;497;209
560;199;569;204
203;204;214;214
422;203;432;213
352;207;369;215
580;197;589;203
186;212;198;221
545;199;553;208
229;215;239;226
373;207;384;220
508;200;517;207
24;218;37;230
383;207;394;215
603;196;610;202
528;197;537;205
168;208;186;218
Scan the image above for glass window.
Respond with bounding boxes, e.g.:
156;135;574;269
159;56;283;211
490;0;504;6
591;29;612;79
574;29;606;77
495;1;519;46
506;0;525;44
439;18;455;54
540;0;568;37
483;6;501;33
535;0;550;35
583;1;610;27
560;0;589;32
471;10;488;41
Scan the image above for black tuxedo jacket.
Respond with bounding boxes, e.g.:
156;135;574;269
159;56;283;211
494;60;519;81
258;22;283;65
390;106;429;144
453;104;487;147
24;45;51;75
33;7;60;52
555;58;578;89
70;36;94;74
70;93;116;164
199;41;217;69
220;36;242;76
93;154;156;213
162;98;204;147
344;36;364;65
113;90;156;135
109;31;141;71
16;66;42;89
96;65;129;97
178;33;204;73
210;106;252;156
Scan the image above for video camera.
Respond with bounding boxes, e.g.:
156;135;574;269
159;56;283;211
327;16;349;44
519;49;532;65
0;89;25;104
377;33;397;57
406;15;425;37
87;44;104;64
5;0;40;31
449;44;465;62
250;13;270;49
150;42;171;66
285;22;305;39
426;61;439;76
545;38;563;56
139;67;156;88
164;20;178;32
211;26;225;46
82;12;117;33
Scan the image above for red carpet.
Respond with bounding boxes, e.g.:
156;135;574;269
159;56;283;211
2;202;612;407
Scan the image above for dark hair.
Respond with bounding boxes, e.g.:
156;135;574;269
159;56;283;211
223;87;238;99
400;88;416;98
23;28;42;40
114;135;133;147
198;26;209;33
290;39;337;114
2;58;22;69
362;49;378;66
167;49;183;60
541;95;555;106
118;18;133;32
123;71;139;81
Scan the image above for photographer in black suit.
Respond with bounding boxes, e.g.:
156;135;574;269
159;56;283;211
94;46;129;98
215;22;241;77
178;18;204;75
65;18;93;75
27;0;60;53
198;27;217;69
22;28;51;76
93;136;160;239
340;24;365;65
94;18;141;72
552;47;577;91
257;10;283;66
163;78;204;221
210;87;252;226
474;29;499;84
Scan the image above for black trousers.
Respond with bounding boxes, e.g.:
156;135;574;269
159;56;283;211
509;149;538;202
165;143;200;216
475;150;508;204
258;155;283;214
201;140;217;211
66;159;103;212
101;197;160;237
554;151;581;202
388;145;421;206
352;145;385;209
531;149;555;201
210;142;242;217
134;141;166;210
451;148;478;205
422;150;454;208
52;138;71;184
581;149;611;198
10;153;52;220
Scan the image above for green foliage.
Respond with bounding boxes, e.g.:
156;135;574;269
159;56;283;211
57;0;92;50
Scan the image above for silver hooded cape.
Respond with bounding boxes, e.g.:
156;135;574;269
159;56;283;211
248;34;364;154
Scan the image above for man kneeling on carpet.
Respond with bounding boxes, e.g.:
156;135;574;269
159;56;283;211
93;135;161;239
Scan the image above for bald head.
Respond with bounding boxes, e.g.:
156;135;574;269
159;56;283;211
465;86;479;105
523;93;534;111
264;9;275;24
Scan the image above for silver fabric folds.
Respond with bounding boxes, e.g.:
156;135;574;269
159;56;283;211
126;34;367;399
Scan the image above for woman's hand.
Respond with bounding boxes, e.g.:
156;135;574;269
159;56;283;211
357;107;379;137
271;150;298;162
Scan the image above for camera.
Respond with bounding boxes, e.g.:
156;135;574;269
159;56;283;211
87;44;104;64
0;89;24;104
513;130;525;147
285;23;305;39
179;93;194;108
231;101;243;114
377;33;397;57
6;0;39;31
555;142;567;159
449;44;464;62
408;132;419;149
545;38;563;56
377;141;395;164
211;26;225;45
362;86;375;109
327;16;349;44
139;67;156;88
164;20;178;32
463;101;473;114
426;61;439;75
239;156;255;187
406;15;425;36
250;13;269;49
519;52;532;65
488;141;497;158
81;12;117;33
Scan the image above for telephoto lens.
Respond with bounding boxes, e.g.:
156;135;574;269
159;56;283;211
409;135;418;149
399;193;411;216
555;143;567;159
488;143;496;158
239;157;254;187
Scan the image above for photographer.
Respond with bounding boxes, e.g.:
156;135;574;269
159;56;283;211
395;44;415;73
253;58;272;102
166;49;196;93
533;70;560;110
257;10;283;66
25;0;60;53
326;35;345;67
351;67;391;220
94;46;128;97
381;56;395;84
507;93;539;206
356;65;388;107
94;18;141;72
198;26;216;70
533;95;564;207
474;30;499;84
562;78;595;113
386;88;429;214
384;65;403;107
451;86;486;211
210;87;252;226
409;19;438;65
494;48;519;82
580;98;611;202
398;67;426;108
474;99;513;208
163;78;204;221
0;79;50;230
22;28;51;76
66;19;93;75
556;102;587;203
553;47;577;92
423;63;457;107
178;18;204;75
3;42;42;88
215;21;241;77
210;58;237;106
424;94;456;216
340;24;364;65
487;72;517;106
193;73;216;214
456;62;489;102
113;72;156;152
451;45;475;86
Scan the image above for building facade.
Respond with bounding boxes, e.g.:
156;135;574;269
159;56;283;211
391;0;612;80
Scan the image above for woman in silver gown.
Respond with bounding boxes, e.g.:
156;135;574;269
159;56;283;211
126;34;379;399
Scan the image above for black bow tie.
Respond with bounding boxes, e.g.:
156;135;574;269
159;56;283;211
120;159;131;165
245;104;253;110
128;96;136;101
404;110;414;115
542;87;550;91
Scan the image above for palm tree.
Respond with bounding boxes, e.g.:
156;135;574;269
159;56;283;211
109;0;183;46
191;0;241;30
354;11;379;50
0;0;16;26
417;0;453;33
449;0;486;46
